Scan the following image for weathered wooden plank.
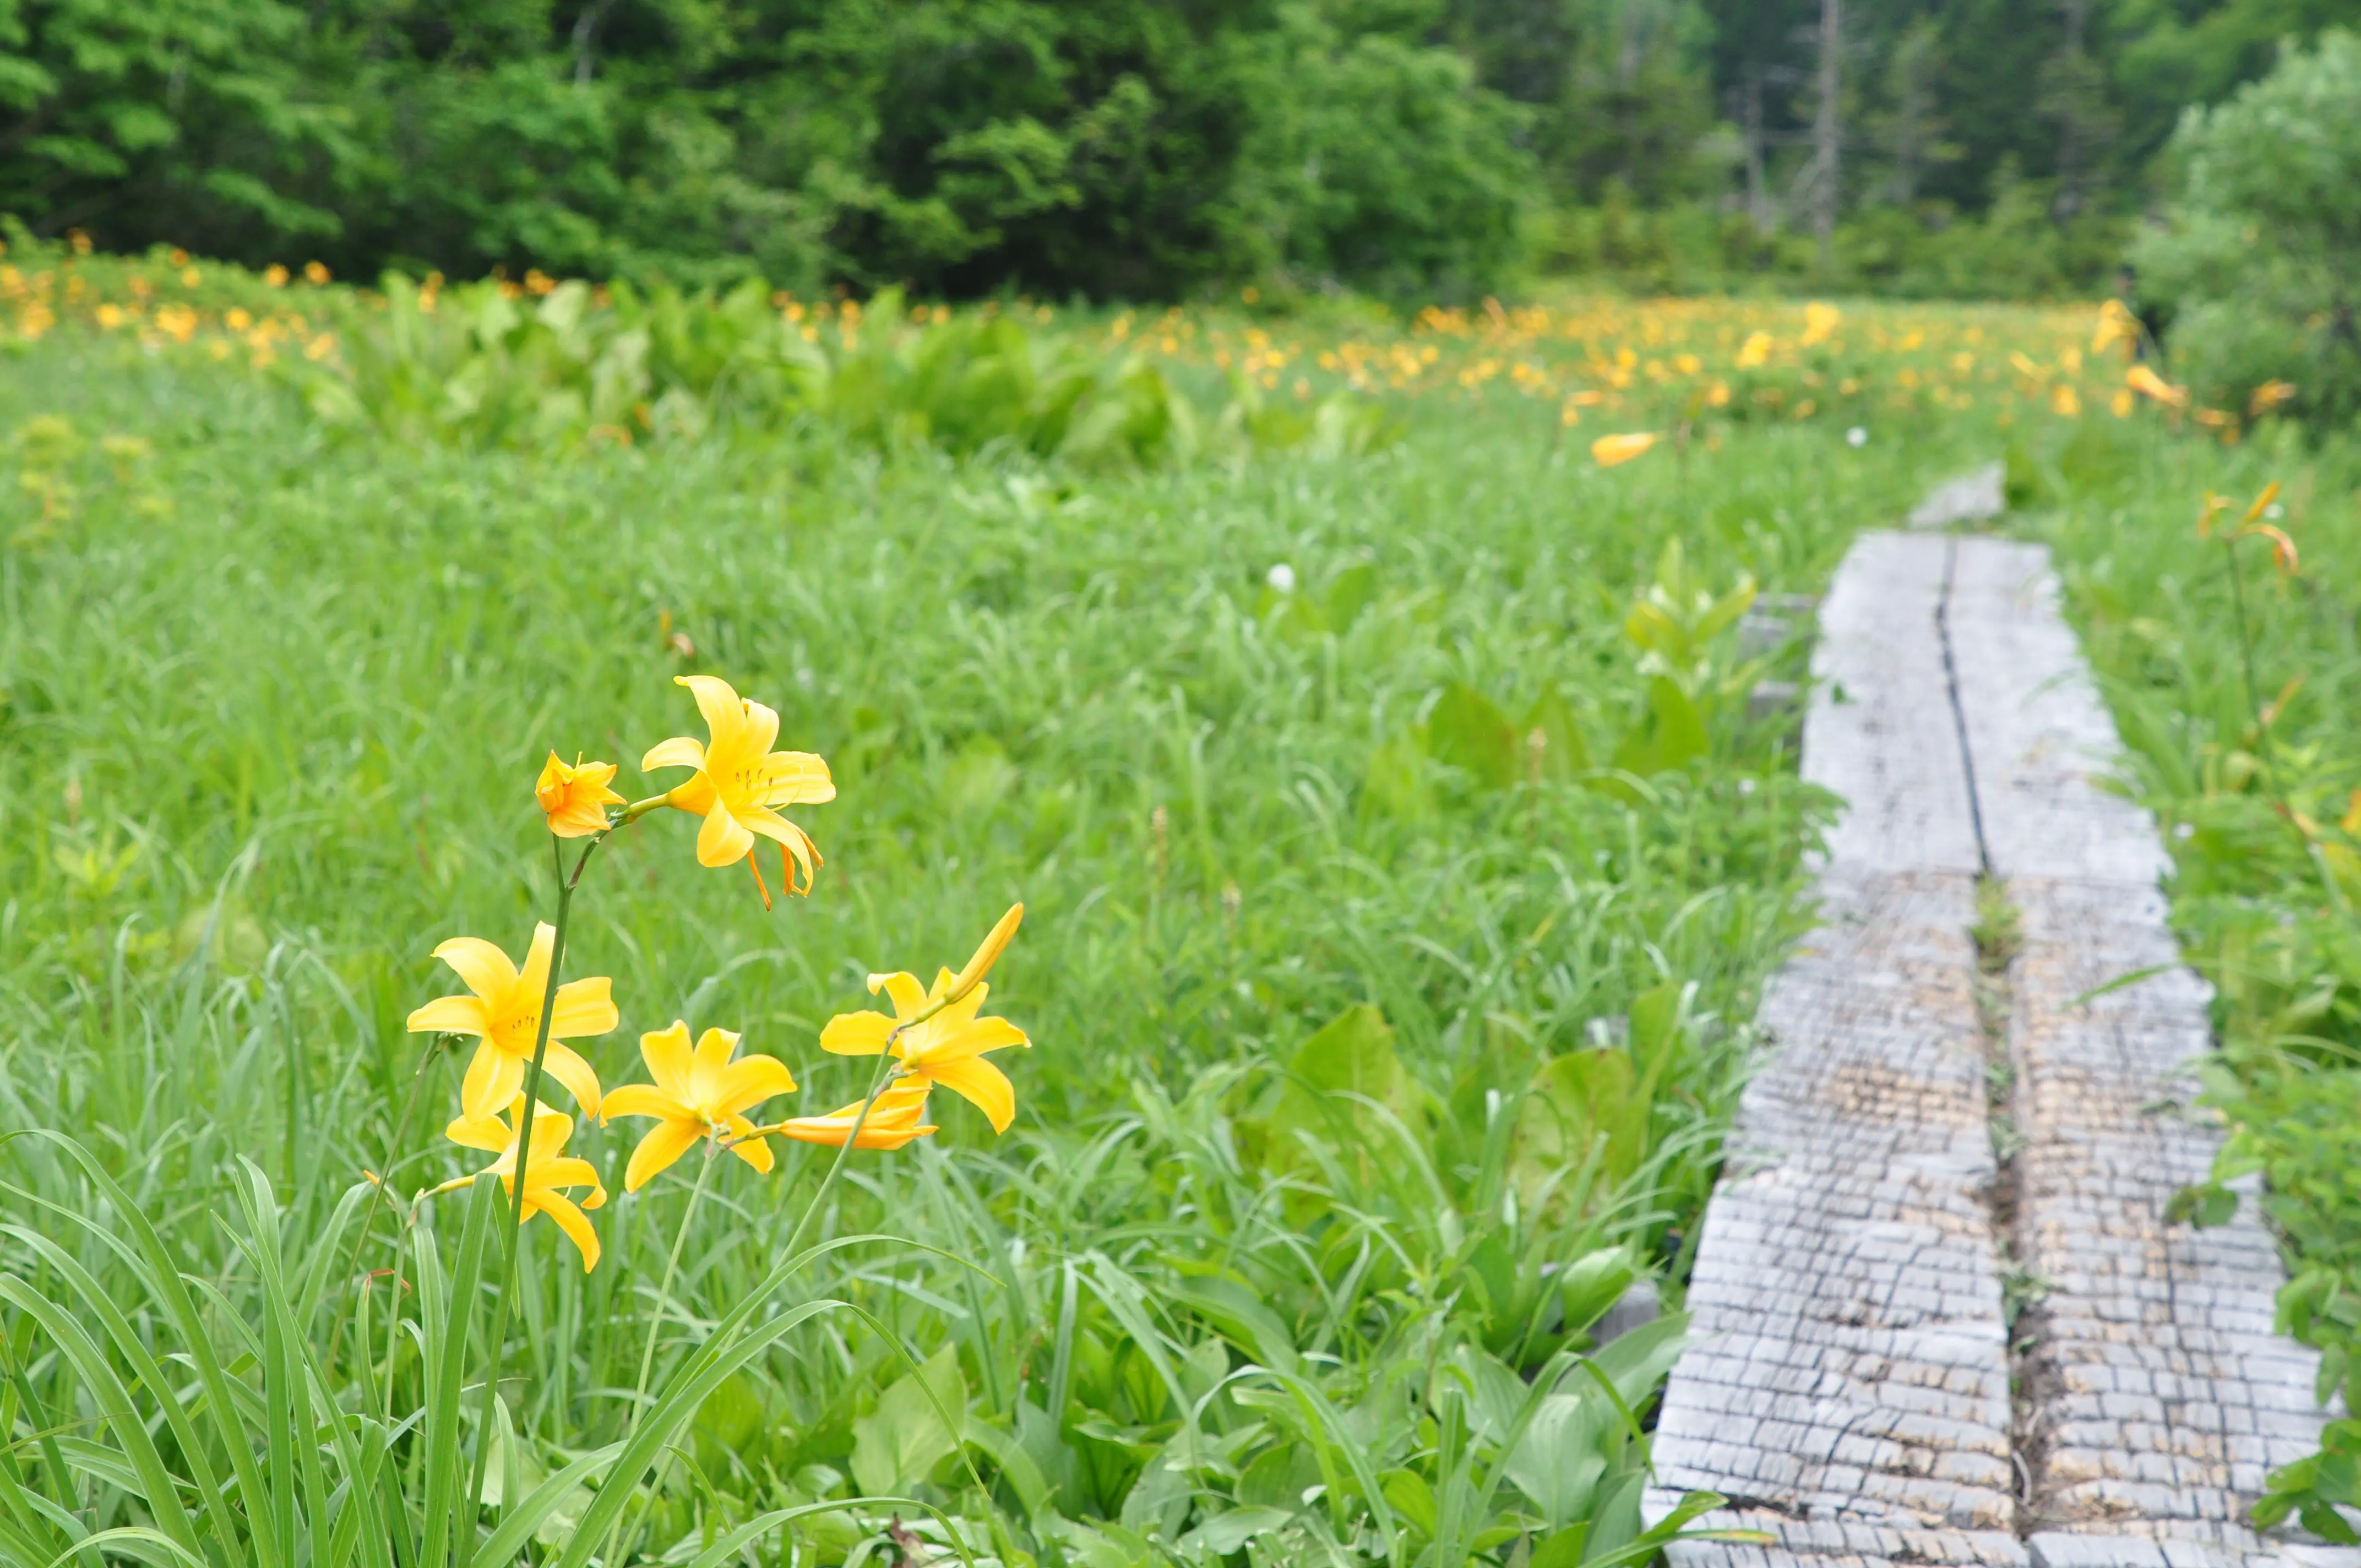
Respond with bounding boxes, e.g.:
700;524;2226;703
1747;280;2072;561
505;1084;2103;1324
1653;526;2016;1564
1803;532;1982;877
1653;518;2360;1568
1947;535;2346;1561
1945;538;2168;889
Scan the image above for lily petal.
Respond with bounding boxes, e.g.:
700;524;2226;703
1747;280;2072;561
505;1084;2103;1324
677;675;748;756
432;936;519;1000
534;1188;602;1271
913;1055;1017;1134
640;734;706;775
740;699;781;760
516;922;559;1003
758;750;835;806
548;976;618;1040
697;798;756;868
537;1041;605;1118
624;1120;704;1193
689;1027;741;1106
601;1082;690;1124
446;1109;513;1154
726;1119;775;1174
714;1054;797;1118
407;994;489;1037
819;1009;895;1056
879;972;930;1021
461;1043;527;1121
640;1021;695;1101
904;1014;1031;1069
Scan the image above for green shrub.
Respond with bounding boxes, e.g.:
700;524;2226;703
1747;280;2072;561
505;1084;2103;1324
2135;30;2361;429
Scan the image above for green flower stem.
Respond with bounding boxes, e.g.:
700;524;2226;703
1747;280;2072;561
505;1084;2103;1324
458;831;601;1568
2227;536;2263;724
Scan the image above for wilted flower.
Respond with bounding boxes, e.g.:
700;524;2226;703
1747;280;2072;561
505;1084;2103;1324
769;1082;939;1150
536;753;624;838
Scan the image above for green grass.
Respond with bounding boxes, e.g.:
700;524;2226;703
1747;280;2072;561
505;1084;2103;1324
0;301;2005;1568
2016;414;2361;1538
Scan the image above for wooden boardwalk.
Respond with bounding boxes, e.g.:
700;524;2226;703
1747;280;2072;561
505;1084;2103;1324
1647;527;2355;1568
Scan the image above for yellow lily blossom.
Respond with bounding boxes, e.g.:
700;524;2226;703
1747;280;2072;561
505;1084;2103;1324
2092;298;2139;355
600;1021;798;1191
536;752;624;838
406;923;613;1120
768;1081;939;1150
1799;302;1839;346
641;674;834;907
2249;380;2297;417
1736;331;1773;369
2125;363;2187;408
437;1096;608;1270
1591;432;1659;468
819;905;1030;1132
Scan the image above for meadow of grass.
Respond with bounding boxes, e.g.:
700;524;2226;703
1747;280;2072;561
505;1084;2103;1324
0;247;2134;1568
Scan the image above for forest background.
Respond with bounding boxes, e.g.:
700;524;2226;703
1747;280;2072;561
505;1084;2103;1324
3;0;2347;306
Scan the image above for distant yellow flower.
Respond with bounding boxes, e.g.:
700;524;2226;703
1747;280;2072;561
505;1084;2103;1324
2125;363;2186;408
1591;432;1659;468
2050;384;2081;417
1799;303;1840;346
2110;389;2135;418
406;923;613;1120
2248;524;2299;574
439;1097;607;1270
641;675;834;907
537;752;624;838
600;1022;797;1191
1736;331;1773;369
2248;380;2297;417
2092;298;2137;356
820;905;1030;1132
769;1081;939;1149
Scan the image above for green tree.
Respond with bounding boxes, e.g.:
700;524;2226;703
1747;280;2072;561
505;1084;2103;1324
0;0;349;251
2134;29;2361;428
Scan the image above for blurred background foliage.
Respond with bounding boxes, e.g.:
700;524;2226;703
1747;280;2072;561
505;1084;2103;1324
0;0;2351;304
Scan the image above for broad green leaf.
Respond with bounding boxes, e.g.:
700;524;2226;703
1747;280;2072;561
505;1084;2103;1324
850;1343;967;1496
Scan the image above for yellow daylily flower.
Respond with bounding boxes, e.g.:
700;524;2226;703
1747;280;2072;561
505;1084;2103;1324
2092;298;2138;355
2249;380;2297;417
2125;363;2187;408
536;752;624;838
641;675;834;908
1591;432;1659;468
819;905;1030;1133
405;923;613;1120
437;1096;608;1270
600;1021;797;1191
768;1081;940;1150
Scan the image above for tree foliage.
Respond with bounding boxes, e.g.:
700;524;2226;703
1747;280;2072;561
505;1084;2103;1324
0;0;2348;300
2135;28;2361;429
